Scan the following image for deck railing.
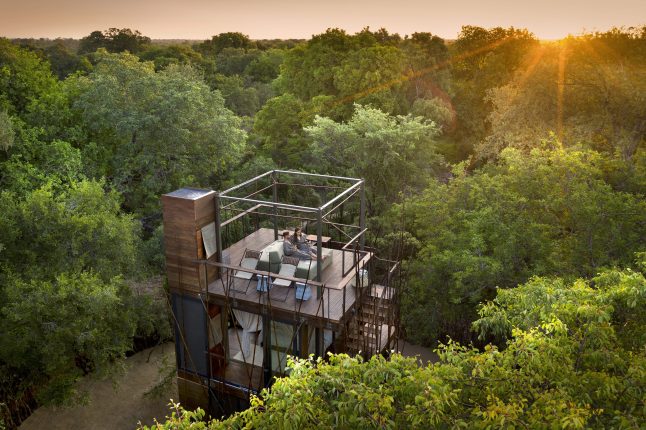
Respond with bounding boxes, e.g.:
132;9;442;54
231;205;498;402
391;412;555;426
196;258;351;327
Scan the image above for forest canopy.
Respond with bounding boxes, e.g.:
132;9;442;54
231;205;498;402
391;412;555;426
1;24;644;428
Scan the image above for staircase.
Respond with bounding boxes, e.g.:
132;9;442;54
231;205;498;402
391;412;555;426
346;284;397;357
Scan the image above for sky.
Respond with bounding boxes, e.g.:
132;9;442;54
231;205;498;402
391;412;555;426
1;0;644;40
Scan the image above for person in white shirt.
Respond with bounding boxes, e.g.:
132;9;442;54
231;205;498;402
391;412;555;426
282;230;315;260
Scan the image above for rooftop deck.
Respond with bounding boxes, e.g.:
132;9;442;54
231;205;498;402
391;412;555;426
206;228;370;329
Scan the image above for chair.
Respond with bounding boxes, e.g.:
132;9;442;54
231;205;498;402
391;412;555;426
273;256;299;287
232;249;262;294
234;249;261;280
269;256;300;302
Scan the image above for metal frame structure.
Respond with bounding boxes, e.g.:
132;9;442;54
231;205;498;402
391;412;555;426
214;170;366;284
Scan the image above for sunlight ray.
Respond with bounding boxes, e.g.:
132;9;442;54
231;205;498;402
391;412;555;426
311;35;517;116
501;45;546;107
556;44;568;141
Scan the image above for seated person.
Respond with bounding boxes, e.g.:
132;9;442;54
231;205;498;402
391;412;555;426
292;227;317;256
282;231;315;260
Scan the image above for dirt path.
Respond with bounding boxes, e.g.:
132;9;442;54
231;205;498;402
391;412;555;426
20;340;437;429
20;343;177;430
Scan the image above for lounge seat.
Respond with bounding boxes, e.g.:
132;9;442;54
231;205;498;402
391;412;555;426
257;239;333;280
295;249;333;280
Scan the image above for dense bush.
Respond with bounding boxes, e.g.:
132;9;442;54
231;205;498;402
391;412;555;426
143;265;645;429
392;147;646;345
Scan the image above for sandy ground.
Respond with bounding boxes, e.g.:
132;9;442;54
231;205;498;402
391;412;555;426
20;340;436;429
20;343;177;430
398;340;439;364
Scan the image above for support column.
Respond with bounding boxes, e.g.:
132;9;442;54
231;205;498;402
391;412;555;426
214;192;222;265
316;208;323;286
359;179;366;251
272;171;278;240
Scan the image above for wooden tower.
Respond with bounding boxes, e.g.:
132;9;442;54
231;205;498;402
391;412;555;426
162;172;400;417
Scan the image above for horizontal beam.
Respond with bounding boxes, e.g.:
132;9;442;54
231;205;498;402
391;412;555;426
220;184;274;210
220;204;264;227
320;180;363;211
273;169;361;183
225;208;318;223
341;228;368;251
322;187;360;219
218;195;318;213
219;170;274;196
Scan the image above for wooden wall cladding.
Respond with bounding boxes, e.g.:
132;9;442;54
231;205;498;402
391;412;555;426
177;376;209;412
162;188;217;292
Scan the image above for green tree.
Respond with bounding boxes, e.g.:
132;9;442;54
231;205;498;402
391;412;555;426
198;32;256;56
77;31;107;54
0;39;59;116
410;97;453;131
43;41;88;79
74;51;246;214
244;49;285;83
400;32;451;104
0;273;137;405
253;93;308;166
305;104;442;213
332;45;407;116
450;26;538;156
0;177;160;412
0;180;140;282
276;28;452;121
391;147;646;345
78;28;151;54
0;115;84;196
212;48;262;76
139;44;214;74
211;74;260;116
0;109;14;151
277;29;360;101
480;32;646;162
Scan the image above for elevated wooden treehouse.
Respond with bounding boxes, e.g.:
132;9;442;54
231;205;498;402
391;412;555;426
162;170;401;416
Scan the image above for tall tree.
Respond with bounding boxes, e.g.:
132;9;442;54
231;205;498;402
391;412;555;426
198;32;256;56
390;147;646;345
450;26;538;156
305;104;442;213
78;28;150;54
0;39;59;116
480;31;646;162
74;51;246;215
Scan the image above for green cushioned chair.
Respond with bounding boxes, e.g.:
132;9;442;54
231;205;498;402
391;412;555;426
295;248;333;280
256;240;284;273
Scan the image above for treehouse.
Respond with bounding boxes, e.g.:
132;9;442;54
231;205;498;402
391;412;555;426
162;170;400;416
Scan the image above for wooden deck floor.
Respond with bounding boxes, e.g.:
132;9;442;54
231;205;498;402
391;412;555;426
207;228;369;328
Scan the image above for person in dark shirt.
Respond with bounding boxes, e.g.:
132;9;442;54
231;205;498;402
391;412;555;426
292;227;317;256
282;231;315;260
